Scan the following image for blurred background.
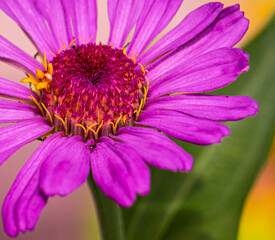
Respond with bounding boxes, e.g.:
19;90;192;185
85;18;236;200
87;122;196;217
0;0;274;239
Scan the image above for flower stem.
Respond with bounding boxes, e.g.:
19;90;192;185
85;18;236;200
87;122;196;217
87;174;125;240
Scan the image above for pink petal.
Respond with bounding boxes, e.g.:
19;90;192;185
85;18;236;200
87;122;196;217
103;137;150;195
0;36;43;76
61;0;97;45
148;48;249;97
140;2;223;65
137;110;230;145
91;136;150;207
127;0;183;55
0;0;59;53
116;127;193;172
108;0;145;47
0;118;53;166
0;77;39;101
2;133;63;237
39;135;90;196
34;0;70;48
147;4;249;71
145;94;258;121
0;99;41;123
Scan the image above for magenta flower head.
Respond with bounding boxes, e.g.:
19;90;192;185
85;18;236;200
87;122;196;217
0;0;258;237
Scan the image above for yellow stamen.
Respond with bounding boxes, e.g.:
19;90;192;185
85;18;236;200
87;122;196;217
96;120;104;134
36;81;50;90
62;41;68;50
21;75;39;86
138;63;144;72
89;120;103;141
54;114;68;136
122;114;128;124
134;98;144;121
129;51;139;64
48;52;57;58
47;63;53;75
36;69;44;80
41;102;53;125
68;39;76;49
109;42;114;49
142;76;150;105
145;76;150;88
114;115;122;130
143;69;149;75
75;124;87;133
43;52;48;69
143;86;148;104
108;115;122;135
77;37;86;45
88;36;94;43
24;62;53;92
108;121;115;129
138;63;149;75
118;47;127;57
75;124;89;140
40;52;48;71
29;95;45;115
58;46;66;54
88;122;99;129
81;123;101;134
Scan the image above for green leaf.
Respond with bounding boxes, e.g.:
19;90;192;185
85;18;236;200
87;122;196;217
121;15;275;240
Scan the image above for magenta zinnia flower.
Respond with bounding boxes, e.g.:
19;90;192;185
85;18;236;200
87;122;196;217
0;0;258;237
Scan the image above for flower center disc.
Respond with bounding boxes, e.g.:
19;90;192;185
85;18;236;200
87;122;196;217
41;43;146;139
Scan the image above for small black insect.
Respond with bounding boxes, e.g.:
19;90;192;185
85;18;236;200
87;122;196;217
90;144;97;150
72;45;81;56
